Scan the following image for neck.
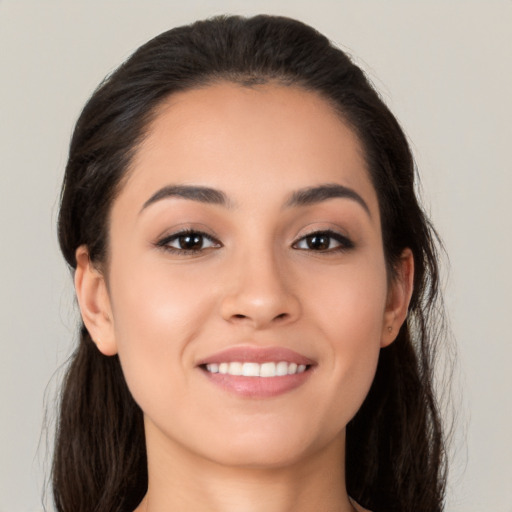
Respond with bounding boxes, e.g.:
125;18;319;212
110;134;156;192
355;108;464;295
136;419;356;512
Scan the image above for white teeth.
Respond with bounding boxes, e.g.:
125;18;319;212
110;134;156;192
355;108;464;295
206;363;219;373
242;362;260;377
229;362;243;376
205;361;308;377
260;362;276;377
276;361;289;376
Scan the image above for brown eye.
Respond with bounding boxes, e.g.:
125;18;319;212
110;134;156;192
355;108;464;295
177;233;204;250
305;234;331;251
157;230;221;254
293;230;354;252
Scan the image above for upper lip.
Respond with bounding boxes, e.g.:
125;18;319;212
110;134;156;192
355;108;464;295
196;346;316;366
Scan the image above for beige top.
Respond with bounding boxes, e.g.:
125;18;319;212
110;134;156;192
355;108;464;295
350;497;372;512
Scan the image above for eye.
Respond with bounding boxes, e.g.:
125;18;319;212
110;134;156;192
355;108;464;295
293;230;354;252
156;230;221;254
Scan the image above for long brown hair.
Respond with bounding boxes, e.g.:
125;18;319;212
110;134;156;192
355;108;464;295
54;15;448;512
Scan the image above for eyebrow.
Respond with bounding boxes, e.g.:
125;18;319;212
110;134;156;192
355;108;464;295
141;185;230;212
284;183;371;216
140;182;370;216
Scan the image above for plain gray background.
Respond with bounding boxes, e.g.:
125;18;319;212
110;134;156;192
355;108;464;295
1;1;511;510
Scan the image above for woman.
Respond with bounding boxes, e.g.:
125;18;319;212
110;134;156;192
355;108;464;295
53;14;447;512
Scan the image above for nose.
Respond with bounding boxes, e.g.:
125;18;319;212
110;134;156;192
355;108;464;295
220;251;301;329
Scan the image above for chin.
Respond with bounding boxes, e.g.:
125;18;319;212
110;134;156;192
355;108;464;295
193;420;344;470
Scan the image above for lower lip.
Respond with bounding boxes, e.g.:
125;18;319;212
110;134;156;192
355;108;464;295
200;368;313;398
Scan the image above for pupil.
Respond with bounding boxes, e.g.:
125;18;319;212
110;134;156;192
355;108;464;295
308;235;329;250
179;234;202;250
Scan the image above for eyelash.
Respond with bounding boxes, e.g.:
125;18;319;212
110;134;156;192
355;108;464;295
155;229;354;255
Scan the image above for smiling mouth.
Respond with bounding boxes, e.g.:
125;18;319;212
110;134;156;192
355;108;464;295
203;361;309;377
197;346;315;398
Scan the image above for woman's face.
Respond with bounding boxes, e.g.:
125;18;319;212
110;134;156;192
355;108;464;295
78;82;411;469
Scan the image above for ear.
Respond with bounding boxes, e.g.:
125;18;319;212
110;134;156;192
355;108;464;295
74;245;117;356
381;248;414;347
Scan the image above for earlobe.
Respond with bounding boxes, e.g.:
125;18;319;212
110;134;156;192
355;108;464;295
74;245;117;356
381;248;414;347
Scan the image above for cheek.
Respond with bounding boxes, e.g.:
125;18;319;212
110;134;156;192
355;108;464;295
306;252;388;343
109;247;220;336
303;259;387;419
106;256;217;410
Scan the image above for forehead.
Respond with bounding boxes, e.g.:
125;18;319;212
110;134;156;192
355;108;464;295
120;82;378;215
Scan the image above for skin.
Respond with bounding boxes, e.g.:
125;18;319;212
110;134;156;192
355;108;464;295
75;82;413;512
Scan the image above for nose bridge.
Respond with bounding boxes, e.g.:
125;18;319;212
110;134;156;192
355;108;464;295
221;240;300;327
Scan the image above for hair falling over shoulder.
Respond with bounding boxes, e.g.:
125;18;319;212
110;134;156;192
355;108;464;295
52;14;450;512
